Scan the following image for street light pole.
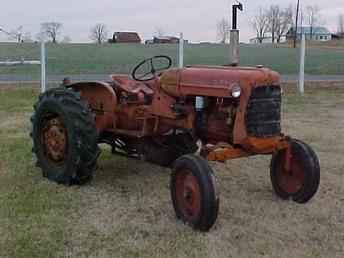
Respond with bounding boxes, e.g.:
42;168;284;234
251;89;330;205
294;0;300;48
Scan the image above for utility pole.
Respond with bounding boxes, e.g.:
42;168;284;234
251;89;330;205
229;1;243;65
294;0;300;48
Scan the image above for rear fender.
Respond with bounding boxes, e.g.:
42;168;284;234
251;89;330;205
67;81;117;132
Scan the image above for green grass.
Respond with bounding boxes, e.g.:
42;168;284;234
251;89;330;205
0;88;37;112
0;85;343;258
1;42;344;78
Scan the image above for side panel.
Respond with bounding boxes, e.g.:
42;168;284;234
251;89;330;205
160;66;280;98
68;82;117;132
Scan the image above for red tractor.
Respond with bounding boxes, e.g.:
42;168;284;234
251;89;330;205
31;56;320;231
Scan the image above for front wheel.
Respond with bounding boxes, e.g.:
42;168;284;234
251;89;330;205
170;155;219;232
270;139;320;203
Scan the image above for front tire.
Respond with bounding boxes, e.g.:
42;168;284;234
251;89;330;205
31;88;100;185
171;155;219;232
270;139;320;203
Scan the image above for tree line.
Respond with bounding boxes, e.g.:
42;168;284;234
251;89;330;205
216;4;297;44
251;5;293;43
2;10;344;45
0;22;110;44
217;4;344;44
250;4;336;43
0;23;168;45
251;4;328;43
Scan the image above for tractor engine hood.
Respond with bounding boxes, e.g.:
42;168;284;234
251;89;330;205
160;66;280;98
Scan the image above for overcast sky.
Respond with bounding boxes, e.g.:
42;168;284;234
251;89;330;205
1;0;344;43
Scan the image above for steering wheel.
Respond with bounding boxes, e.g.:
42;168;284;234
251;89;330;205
132;55;172;82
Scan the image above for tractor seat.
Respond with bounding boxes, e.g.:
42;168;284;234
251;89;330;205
111;75;154;104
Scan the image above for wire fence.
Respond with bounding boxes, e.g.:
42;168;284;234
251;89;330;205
1;42;344;90
0;42;182;89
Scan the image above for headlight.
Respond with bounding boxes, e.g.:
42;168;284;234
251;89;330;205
232;85;241;98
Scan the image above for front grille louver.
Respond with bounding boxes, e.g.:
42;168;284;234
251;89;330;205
245;86;282;137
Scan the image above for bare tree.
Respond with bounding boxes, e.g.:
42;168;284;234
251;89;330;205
40;22;63;43
155;27;165;37
90;24;108;44
251;8;269;43
9;26;24;43
305;5;320;40
276;5;293;43
266;5;293;43
338;14;344;36
0;26;26;43
267;5;281;43
217;18;230;43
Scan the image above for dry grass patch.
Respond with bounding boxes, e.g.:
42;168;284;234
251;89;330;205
0;86;343;258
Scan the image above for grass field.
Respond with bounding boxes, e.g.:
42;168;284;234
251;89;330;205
1;42;344;79
0;84;343;258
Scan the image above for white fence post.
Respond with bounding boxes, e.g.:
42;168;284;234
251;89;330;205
299;34;305;95
179;32;184;69
41;41;46;93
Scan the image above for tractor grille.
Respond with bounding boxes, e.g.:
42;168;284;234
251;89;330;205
245;86;282;137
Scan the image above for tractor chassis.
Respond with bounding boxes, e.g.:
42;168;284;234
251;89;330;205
100;129;292;167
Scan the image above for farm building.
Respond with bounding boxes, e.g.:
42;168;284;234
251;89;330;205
286;26;332;41
111;32;141;43
149;36;188;44
153;36;179;44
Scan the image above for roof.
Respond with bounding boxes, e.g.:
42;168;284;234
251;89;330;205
289;26;331;35
154;36;179;40
113;32;141;42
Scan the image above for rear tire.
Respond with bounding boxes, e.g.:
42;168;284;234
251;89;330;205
31;88;101;185
270;139;320;203
171;155;219;232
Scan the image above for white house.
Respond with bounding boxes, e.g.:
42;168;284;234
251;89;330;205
286;26;332;41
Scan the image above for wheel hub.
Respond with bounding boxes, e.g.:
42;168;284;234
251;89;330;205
42;117;67;163
278;152;305;194
176;170;201;220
